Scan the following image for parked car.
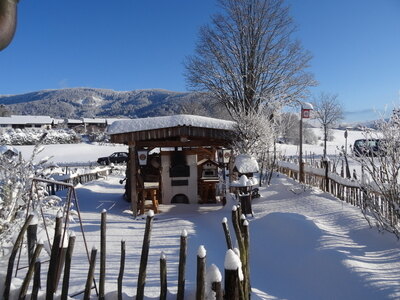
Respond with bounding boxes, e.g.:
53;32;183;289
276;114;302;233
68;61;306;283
97;152;128;165
353;139;385;157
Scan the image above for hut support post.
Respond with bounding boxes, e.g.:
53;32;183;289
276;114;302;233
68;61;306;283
129;144;138;217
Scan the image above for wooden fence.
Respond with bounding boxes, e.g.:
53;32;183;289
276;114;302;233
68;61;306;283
277;160;399;227
3;204;251;300
46;167;113;194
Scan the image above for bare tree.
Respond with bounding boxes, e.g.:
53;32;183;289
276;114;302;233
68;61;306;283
185;0;315;121
351;109;400;238
312;93;344;158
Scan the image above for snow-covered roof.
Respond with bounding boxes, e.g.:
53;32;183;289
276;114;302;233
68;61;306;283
0;115;53;125
234;154;259;173
66;119;83;124
105;118;132;125
108;114;236;134
301;102;314;110
0;145;19;155
82;118;106;124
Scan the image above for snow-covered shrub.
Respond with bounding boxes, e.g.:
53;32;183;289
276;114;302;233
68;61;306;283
351;108;400;238
0;135;54;252
0;128;81;145
84;131;110;143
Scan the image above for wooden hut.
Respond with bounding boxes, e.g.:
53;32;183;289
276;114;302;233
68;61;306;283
109;114;235;216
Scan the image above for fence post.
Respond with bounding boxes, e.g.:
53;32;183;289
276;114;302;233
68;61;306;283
3;214;33;300
136;210;154;300
242;220;251;300
208;264;222;300
118;240;126;300
19;242;43;299
46;211;63;299
83;247;97;300
61;232;76;300
224;249;240;300
196;245;206;300
222;217;233;250
31;259;41;300
323;160;330;193
27;223;38;263
177;229;188;300
160;252;167;300
99;209;107;300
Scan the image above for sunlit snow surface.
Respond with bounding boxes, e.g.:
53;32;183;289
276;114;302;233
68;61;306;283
1;173;399;299
1;129;400;299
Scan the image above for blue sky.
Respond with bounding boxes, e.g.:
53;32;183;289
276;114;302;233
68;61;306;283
1;0;399;122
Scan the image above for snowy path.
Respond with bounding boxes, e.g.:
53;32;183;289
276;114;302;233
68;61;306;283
3;173;399;299
251;175;400;299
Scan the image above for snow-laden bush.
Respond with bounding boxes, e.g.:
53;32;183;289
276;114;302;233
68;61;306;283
0;128;81;145
0;135;55;253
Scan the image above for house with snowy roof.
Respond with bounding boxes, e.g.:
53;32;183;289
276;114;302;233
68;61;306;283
0;115;54;129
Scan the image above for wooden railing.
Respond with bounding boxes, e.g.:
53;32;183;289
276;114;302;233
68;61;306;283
277;160;398;227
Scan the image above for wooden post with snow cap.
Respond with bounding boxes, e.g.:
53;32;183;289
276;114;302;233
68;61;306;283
207;264;223;300
160;251;167;300
136;209;154;300
224;249;241;300
4;214;33;300
99;209;107;300
222;217;233;250
118;240;126;300
196;245;206;300
177;229;188;300
61;232;76;300
84;247;98;300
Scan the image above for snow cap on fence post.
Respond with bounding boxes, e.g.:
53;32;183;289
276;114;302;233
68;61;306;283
224;249;241;270
207;264;222;283
147;209;155;218
56;209;63;219
160;251;166;260
181;229;187;237
198;245;207;258
222;217;228;223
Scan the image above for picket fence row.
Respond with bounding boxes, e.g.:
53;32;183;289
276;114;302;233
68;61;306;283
277;160;399;228
4;204;251;300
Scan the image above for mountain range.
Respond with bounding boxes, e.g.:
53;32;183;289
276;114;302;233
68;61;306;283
0;87;229;119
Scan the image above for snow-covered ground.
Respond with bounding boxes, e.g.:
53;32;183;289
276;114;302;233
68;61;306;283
2;173;399;299
13;143;128;165
277;128;366;158
2;130;400;299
